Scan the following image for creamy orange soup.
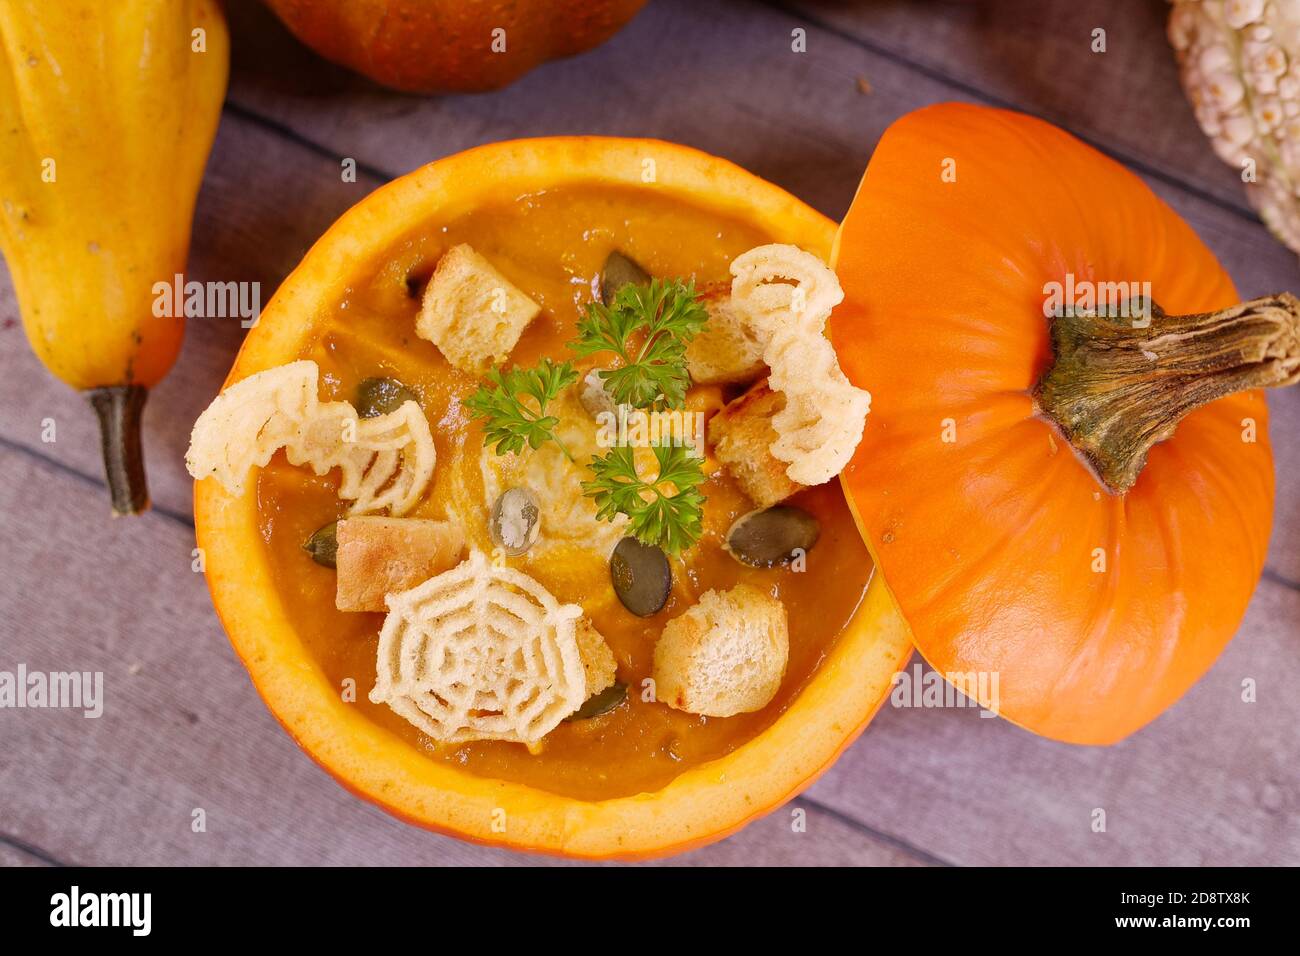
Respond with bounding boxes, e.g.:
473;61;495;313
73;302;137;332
254;185;873;800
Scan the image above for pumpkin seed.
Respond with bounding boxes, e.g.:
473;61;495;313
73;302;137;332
600;250;650;305
565;682;628;721
303;520;339;568
579;367;619;420
610;536;671;617
355;376;418;418
724;506;820;568
489;487;541;556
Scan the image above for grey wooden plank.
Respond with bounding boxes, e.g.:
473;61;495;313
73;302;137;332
0;839;57;867
0;445;928;866
779;0;1257;214
649;799;932;866
1267;394;1300;583
808;579;1300;866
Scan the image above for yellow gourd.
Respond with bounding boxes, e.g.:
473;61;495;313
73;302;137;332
0;0;228;513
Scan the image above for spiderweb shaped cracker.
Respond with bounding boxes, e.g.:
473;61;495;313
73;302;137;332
186;359;435;515
729;245;872;486
369;550;588;745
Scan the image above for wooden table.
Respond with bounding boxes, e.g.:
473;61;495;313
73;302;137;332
1;0;1296;867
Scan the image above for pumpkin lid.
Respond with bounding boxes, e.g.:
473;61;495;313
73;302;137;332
829;103;1298;745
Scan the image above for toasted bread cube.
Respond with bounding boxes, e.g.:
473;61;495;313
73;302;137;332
686;283;768;386
652;584;788;717
335;517;466;612
575;617;617;698
416;244;540;372
707;378;804;507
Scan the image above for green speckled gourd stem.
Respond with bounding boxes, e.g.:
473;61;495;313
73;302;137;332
87;385;150;516
1035;292;1300;494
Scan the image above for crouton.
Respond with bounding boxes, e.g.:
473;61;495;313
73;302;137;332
416;244;540;372
575;617;617;697
652;584;788;717
335;517;466;612
686;283;768;386
706;378;805;508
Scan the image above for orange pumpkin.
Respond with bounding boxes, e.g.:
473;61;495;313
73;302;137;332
833;103;1299;745
263;0;647;93
195;138;913;859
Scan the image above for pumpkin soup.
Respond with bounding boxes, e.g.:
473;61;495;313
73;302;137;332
234;185;873;800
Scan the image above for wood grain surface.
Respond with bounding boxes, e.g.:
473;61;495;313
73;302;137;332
0;0;1296;866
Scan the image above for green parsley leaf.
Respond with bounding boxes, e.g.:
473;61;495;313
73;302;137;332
582;443;707;555
462;358;579;460
571;279;709;410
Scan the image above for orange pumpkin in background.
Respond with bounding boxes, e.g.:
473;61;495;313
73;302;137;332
263;0;647;93
833;103;1299;745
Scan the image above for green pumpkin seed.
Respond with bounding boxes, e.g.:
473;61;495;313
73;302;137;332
600;250;650;305
724;506;820;568
566;682;627;721
355;377;418;418
579;368;618;420
610;536;671;617
489;487;541;556
303;520;339;568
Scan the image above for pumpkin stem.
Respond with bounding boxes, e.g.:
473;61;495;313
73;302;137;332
1035;292;1300;494
87;385;151;516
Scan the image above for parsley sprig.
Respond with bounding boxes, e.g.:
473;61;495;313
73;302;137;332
571;279;709;410
465;276;710;554
462;358;579;459
583;444;706;556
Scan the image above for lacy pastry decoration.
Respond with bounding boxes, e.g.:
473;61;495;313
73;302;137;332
186;359;435;515
369;550;589;745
